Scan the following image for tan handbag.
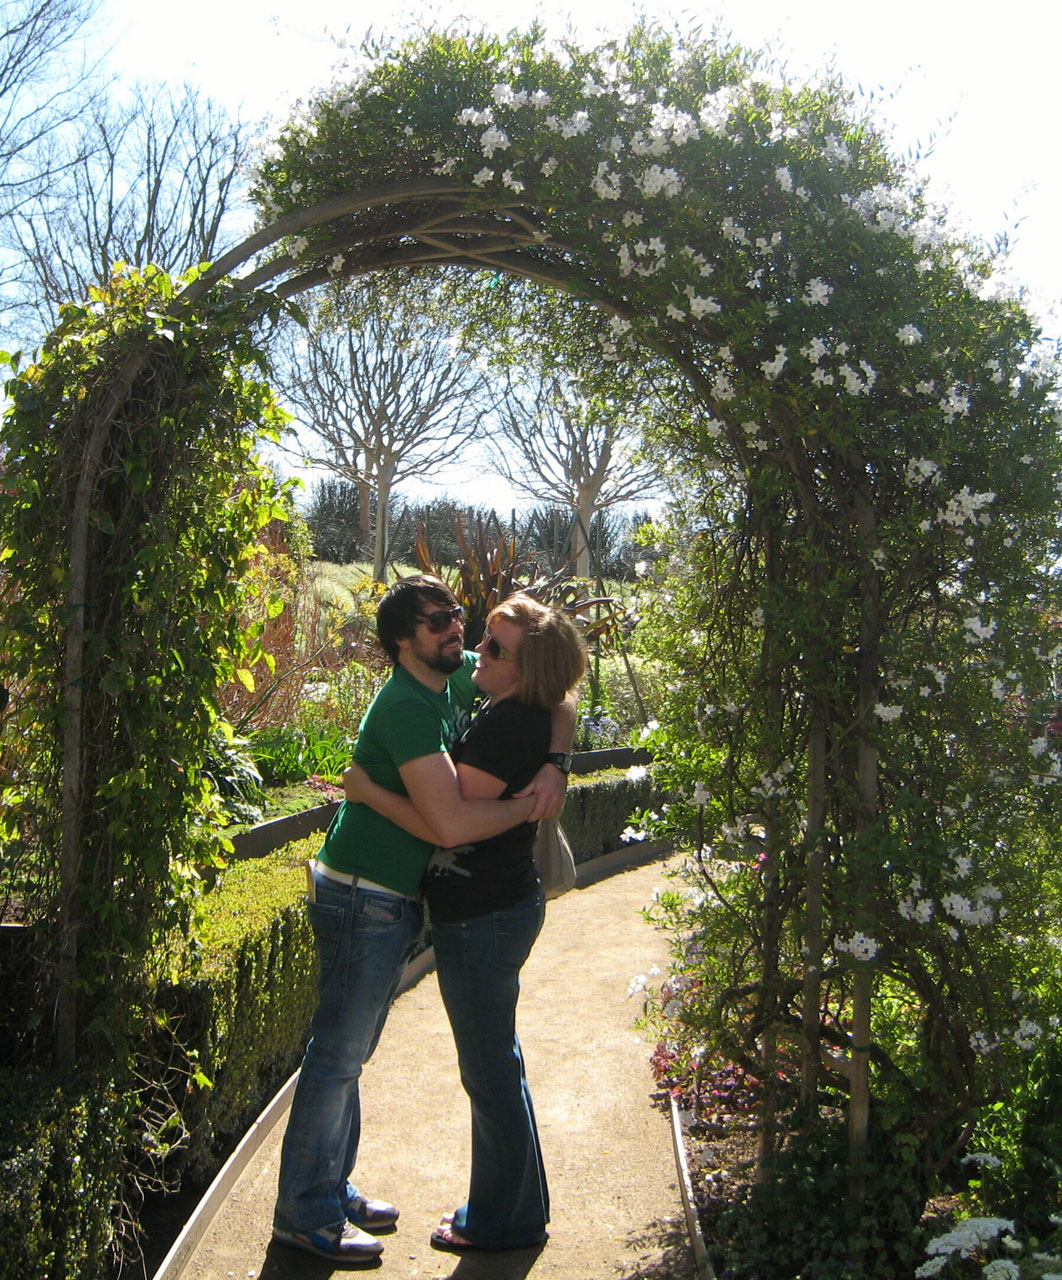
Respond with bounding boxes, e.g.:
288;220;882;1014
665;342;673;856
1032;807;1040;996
532;817;577;899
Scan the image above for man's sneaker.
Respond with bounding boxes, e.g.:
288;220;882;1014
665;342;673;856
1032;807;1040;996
273;1219;384;1261
346;1193;400;1232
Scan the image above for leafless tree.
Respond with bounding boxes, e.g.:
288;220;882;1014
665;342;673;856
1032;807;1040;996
5;81;251;341
492;372;664;577
273;284;495;580
0;0;102;216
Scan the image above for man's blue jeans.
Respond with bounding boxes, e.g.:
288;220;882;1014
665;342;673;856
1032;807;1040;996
273;867;424;1235
432;890;549;1250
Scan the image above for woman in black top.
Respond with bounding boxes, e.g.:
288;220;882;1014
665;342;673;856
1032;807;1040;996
344;593;586;1253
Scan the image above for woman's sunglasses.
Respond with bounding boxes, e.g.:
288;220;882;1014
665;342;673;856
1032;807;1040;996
420;605;464;633
484;630;518;662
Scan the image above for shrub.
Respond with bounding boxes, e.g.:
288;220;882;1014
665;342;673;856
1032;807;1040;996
0;1073;125;1278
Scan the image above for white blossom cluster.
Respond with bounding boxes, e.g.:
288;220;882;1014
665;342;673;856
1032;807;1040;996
834;931;879;960
750;759;794;798
941;883;1002;926
904;456;942;486
938;486;995;529
922;1217;1015;1262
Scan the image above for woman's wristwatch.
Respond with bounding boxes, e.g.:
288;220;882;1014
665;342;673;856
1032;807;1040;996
545;751;573;775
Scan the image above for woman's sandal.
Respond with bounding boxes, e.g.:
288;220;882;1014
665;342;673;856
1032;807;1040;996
429;1222;479;1254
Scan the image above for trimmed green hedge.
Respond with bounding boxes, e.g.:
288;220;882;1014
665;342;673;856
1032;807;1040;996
0;1073;125;1279
564;768;655;863
163;842;321;1183
0;767;656;1276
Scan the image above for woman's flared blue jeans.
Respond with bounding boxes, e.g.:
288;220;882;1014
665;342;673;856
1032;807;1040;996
432;890;549;1250
273;867;424;1235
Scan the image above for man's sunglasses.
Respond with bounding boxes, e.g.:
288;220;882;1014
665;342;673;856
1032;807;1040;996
484;630;518;662
420;605;465;633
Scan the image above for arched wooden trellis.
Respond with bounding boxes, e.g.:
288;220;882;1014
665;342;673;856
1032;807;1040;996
9;29;1057;1269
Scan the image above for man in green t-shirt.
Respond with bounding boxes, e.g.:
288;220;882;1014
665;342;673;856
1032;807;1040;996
273;575;572;1263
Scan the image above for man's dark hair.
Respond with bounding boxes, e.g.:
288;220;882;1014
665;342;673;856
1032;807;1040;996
376;574;459;664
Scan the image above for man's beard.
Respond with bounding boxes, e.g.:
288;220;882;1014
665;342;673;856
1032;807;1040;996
422;643;464;675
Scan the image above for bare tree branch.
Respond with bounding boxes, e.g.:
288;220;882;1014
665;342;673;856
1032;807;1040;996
492;371;664;576
0;0;104;206
272;280;496;579
4;81;250;339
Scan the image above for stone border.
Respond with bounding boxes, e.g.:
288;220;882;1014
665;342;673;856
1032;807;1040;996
150;839;682;1280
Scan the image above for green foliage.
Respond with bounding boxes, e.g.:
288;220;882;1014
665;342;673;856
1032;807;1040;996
717;1110;928;1280
250;722;356;786
302;475;366;563
0;1072;126;1278
563;767;656;862
161;842;320;1180
0;267;294;1058
201;723;267;826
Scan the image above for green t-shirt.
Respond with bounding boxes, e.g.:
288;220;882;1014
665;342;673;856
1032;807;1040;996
319;652;476;895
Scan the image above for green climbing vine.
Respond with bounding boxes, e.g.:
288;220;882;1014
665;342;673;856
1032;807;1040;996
0;264;293;1071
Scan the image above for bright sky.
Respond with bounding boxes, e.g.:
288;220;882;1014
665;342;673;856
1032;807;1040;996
97;0;1062;509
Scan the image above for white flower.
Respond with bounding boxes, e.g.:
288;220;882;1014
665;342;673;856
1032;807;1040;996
501;170;524;192
925;1218;1014;1258
775;166;794;192
914;1259;948;1278
480;125;510;157
691;781;709;805
835;931;879;960
627;974;648;997
327;253;345;275
983;1260;1020;1280
289;235;309;257
761;346;788;379
905;457;941;486
590;162;622;199
472;167;494;187
621;824;647;843
720;216;748;244
823;133;851;166
687;292;721;318
711;371;736;401
627;765;649;781
561;110;591;137
1014;1018;1043;1050
457;106;493;126
802;277;833;306
874;704;903;722
896;323;924;344
491;83;528;108
540;156;559;177
940;385;972;422
963;615;997;644
970;1029;997;1054
639;164;683;197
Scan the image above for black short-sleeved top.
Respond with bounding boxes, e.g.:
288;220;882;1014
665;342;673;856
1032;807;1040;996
422;697;549;922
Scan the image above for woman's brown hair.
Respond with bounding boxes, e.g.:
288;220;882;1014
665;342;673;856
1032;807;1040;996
487;594;587;708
